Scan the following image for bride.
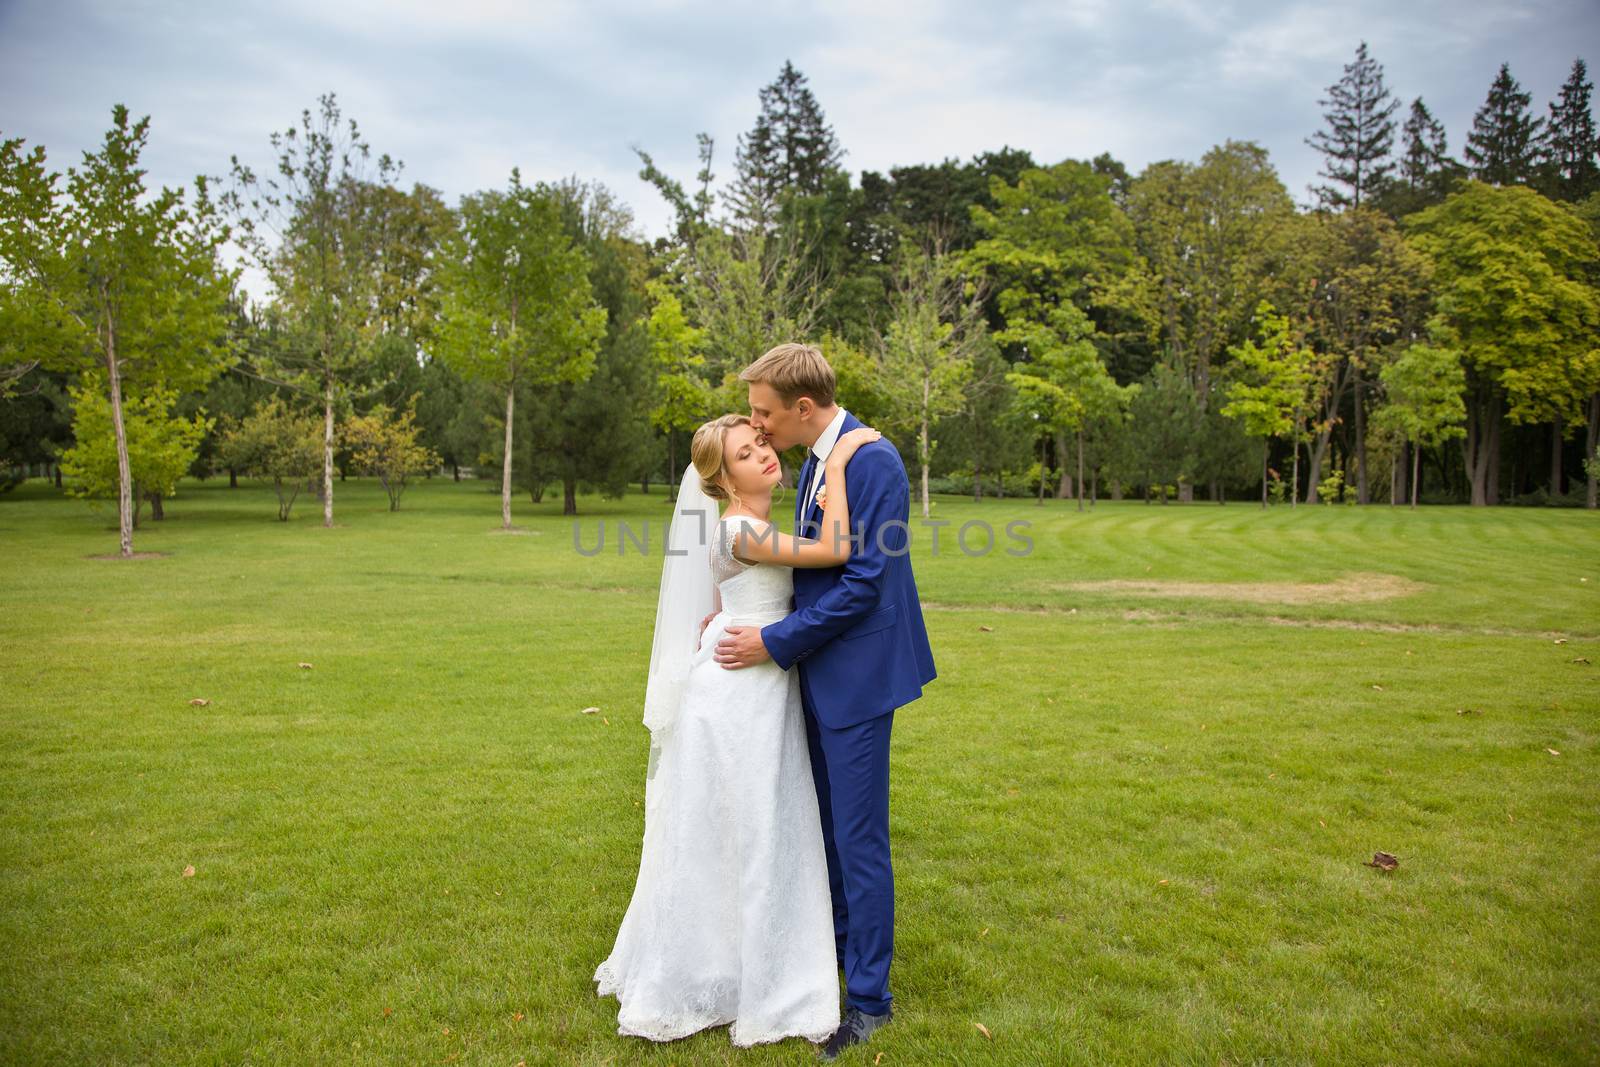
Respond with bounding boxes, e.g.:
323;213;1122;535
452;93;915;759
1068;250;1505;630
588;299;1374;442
594;412;881;1047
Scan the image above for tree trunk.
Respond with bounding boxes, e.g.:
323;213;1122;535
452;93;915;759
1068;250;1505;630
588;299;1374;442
102;315;135;556
920;409;931;520
53;463;62;488
563;477;577;516
322;379;335;527
1055;428;1070;499
148;490;164;521
1075;429;1085;513
501;382;515;529
1551;415;1564;499
452;463;461;482
1411;441;1421;509
1354;364;1369;504
1586;391;1599;509
1261;445;1269;508
1485;402;1501;505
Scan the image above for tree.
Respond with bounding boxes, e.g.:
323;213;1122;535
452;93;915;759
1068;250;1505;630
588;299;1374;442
1222;301;1316;506
531;177;656;516
1;106;235;555
216;394;323;520
644;279;712;496
1002;299;1131;511
433;168;608;528
60;375;211;527
1121;142;1296;498
223;92;406;529
727;60;845;232
1377;97;1465;217
1540;58;1600;202
1306;41;1399;209
1406;181;1600;504
1294;207;1432;503
876;235;990;517
342;401;440;511
1372;343;1467;507
1464;63;1544;187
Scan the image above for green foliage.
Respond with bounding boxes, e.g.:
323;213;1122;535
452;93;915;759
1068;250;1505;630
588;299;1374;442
216;394;324;520
1465;63;1544;187
1406;180;1600;426
342;402;440;512
1373;342;1468;448
1305;40;1399;209
60;375;210;522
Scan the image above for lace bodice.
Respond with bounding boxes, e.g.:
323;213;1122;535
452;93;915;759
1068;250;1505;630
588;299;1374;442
712;515;794;621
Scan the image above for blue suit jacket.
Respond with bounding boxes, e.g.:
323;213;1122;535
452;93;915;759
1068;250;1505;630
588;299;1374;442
760;411;937;729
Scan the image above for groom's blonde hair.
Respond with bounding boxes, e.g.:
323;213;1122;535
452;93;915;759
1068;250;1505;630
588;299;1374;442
740;342;836;409
690;413;754;503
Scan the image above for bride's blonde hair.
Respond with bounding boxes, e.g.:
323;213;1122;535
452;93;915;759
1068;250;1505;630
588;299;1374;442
690;414;783;510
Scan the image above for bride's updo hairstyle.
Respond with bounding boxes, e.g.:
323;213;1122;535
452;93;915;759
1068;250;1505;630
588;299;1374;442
690;413;751;505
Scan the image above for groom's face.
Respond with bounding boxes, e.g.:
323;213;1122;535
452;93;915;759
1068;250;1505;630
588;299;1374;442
746;382;812;452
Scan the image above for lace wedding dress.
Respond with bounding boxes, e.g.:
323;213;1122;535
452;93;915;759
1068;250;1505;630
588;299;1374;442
594;514;840;1047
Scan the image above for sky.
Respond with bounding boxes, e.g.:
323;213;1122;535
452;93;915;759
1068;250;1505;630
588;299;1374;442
2;0;1596;252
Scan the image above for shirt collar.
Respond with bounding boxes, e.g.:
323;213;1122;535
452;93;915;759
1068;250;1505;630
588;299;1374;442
808;407;849;462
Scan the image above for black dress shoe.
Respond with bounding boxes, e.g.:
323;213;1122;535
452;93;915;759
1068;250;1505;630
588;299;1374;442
820;1005;892;1060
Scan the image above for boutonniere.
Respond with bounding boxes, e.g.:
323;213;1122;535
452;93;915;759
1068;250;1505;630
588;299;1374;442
814;483;828;509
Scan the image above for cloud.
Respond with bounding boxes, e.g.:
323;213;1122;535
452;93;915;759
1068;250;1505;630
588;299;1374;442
1;0;1593;241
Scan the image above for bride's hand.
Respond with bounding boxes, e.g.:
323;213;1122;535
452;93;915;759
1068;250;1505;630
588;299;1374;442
828;427;881;470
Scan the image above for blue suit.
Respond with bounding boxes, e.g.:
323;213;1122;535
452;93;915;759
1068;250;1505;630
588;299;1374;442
760;411;937;1016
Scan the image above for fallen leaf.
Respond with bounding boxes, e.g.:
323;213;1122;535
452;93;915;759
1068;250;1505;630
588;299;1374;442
1573;657;1591;665
1318;819;1326;827
1547;748;1560;756
874;1054;885;1066
602;717;610;726
1158;878;1169;885
974;1022;992;1040
1364;851;1399;871
182;865;195;877
580;706;599;715
188;698;210;706
1268;772;1277;779
978;625;994;632
1371;684;1385;691
298;662;314;669
383;1006;392;1016
513;1012;524;1022
1553;638;1567;645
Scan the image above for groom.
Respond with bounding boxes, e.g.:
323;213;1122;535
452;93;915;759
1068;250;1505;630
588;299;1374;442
712;342;937;1059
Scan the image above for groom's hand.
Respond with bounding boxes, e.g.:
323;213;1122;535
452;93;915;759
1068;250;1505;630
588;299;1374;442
714;626;772;669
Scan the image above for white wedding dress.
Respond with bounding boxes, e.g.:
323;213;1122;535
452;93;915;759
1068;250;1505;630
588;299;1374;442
594;514;840;1046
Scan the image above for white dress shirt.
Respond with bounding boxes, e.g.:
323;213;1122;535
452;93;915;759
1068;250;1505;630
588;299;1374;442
804;407;849;514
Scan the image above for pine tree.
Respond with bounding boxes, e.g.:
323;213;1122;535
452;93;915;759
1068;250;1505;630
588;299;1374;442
1464;62;1544;186
727;60;844;229
1399;97;1451;193
1540;58;1599;201
1305;41;1399;209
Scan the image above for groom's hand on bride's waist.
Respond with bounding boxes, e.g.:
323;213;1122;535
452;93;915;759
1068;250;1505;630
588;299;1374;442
714;625;772;669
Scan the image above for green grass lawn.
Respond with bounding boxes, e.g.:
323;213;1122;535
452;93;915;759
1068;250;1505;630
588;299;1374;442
1;475;1596;1065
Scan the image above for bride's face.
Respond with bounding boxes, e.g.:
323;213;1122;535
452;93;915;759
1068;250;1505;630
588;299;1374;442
721;423;781;502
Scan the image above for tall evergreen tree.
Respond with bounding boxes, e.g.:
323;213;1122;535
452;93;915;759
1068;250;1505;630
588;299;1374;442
1400;98;1451;194
1540;58;1599;201
726;60;844;230
1305;41;1399;209
1464;63;1544;186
